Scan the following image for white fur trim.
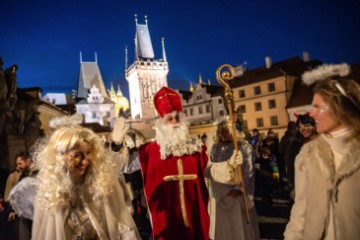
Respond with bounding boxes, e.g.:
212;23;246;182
49;113;83;129
212;116;230;126
9;177;37;220
117;224;137;240
302;63;351;86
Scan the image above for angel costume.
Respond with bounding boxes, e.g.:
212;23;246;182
32;177;138;240
10;115;140;240
8;149;138;240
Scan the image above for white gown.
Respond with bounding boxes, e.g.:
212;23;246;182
208;140;260;240
32;180;139;240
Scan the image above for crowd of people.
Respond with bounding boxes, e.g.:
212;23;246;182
0;62;359;240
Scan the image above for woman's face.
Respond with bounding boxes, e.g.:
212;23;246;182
310;93;345;134
64;141;92;177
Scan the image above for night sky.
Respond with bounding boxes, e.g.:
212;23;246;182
1;0;360;99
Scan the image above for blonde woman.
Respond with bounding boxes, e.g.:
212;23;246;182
32;118;139;239
284;64;360;240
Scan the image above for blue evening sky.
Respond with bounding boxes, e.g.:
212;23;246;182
1;0;359;99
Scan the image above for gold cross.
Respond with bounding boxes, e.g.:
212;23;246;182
158;92;177;100
163;159;197;227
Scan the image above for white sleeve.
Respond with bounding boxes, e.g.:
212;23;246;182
125;151;141;174
9;177;37;220
207;161;236;185
283;153;308;240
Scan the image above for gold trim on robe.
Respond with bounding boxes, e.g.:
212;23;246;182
163;159;197;227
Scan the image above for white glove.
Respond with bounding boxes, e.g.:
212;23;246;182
229;150;243;166
112;117;129;144
209;161;235;185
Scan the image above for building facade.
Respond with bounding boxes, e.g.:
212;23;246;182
181;82;226;125
230;56;321;137
76;85;116;127
109;83;130;117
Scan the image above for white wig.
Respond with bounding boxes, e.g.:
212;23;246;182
34;125;118;212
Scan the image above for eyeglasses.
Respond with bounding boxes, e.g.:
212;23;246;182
68;149;93;165
312;104;329;114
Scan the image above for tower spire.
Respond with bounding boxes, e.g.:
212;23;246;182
80;51;82;63
145;15;148;26
135;14;138;25
134;36;138;60
109;82;116;102
162;37;167;62
199;74;203;84
94;52;98;63
125;46;128;68
190;82;194;92
117;84;123;95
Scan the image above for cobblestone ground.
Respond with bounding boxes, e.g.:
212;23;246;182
255;178;292;240
255;197;291;240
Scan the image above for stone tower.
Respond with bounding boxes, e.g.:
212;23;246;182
77;52;107;99
125;15;169;122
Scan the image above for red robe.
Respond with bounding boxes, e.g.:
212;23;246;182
139;141;210;240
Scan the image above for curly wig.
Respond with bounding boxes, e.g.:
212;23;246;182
34;126;118;212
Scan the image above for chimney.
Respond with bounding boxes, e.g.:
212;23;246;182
265;56;272;68
234;65;246;77
303;51;310;62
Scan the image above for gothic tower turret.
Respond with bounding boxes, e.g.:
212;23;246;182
125;15;169;120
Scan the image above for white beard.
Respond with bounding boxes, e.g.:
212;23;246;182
155;119;202;159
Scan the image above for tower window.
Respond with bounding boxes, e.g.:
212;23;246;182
270;116;278;126
255;102;262;111
206;105;211;113
268;99;276;109
239;90;245;98
256;118;264;127
238;105;246;113
268;82;275;92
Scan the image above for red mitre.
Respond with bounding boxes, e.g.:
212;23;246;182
154;87;182;117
